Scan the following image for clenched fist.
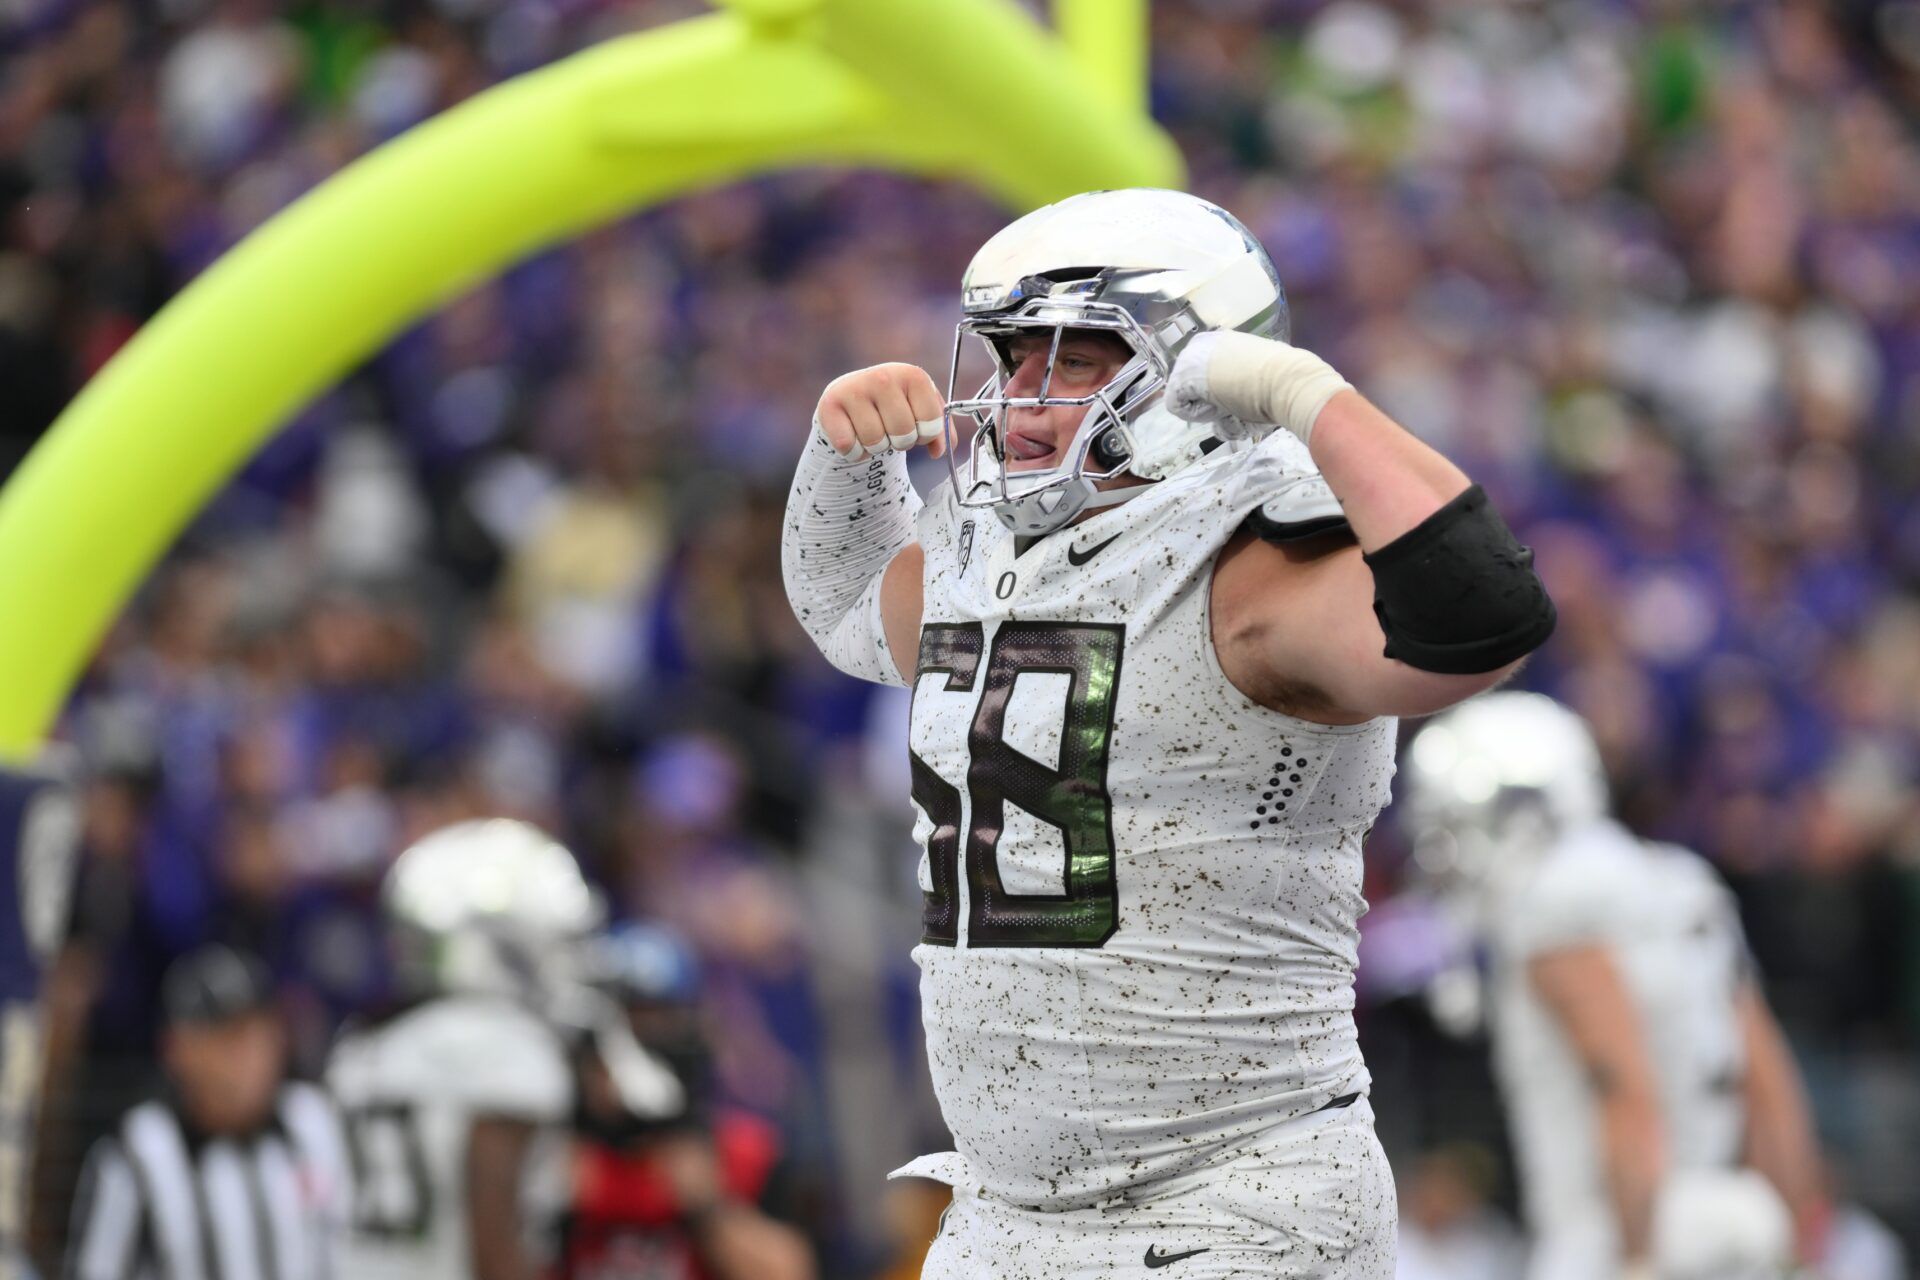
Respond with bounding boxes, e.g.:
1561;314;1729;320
815;363;947;462
1165;331;1352;445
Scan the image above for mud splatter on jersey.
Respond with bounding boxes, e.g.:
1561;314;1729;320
907;433;1397;1209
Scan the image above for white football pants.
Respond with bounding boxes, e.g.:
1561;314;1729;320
895;1096;1396;1279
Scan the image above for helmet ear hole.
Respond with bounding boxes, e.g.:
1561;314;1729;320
1090;427;1131;470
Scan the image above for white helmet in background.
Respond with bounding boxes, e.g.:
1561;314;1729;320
383;818;685;1118
1401;692;1609;925
385;817;604;1017
1652;1168;1795;1279
945;187;1288;535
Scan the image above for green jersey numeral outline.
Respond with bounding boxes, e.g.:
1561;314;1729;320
911;621;1123;948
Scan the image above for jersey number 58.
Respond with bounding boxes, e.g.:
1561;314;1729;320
911;621;1123;948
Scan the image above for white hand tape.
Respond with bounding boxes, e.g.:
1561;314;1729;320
816;411;869;463
1199;331;1351;444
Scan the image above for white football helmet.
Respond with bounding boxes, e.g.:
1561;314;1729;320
945;188;1288;535
383;818;685;1118
1652;1168;1795;1279
1400;693;1609;925
384;817;605;1014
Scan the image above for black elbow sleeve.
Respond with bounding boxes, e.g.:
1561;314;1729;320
1363;484;1556;675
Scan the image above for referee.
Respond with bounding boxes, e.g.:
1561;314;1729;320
64;946;349;1280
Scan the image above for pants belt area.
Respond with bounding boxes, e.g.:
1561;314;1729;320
887;1090;1370;1214
1083;1091;1370;1214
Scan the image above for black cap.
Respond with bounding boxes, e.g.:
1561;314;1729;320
161;945;275;1025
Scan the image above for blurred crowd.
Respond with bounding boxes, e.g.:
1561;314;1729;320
5;0;1920;1270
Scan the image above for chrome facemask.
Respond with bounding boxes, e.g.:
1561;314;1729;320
944;266;1244;537
942;296;1174;536
1407;788;1562;928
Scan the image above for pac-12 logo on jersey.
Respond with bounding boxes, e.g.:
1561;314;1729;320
957;520;975;577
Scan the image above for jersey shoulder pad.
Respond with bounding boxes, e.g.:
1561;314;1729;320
922;474;969;540
1242;431;1350;544
1646;840;1750;943
1505;832;1640;956
357;998;574;1121
918;475;976;566
1246;474;1351;544
1645;838;1728;895
429;998;572;1119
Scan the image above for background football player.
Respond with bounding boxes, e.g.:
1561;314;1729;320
1401;693;1829;1280
781;188;1557;1276
327;819;684;1280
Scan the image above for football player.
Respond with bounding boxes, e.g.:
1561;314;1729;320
781;188;1557;1277
328;819;684;1280
1401;694;1829;1280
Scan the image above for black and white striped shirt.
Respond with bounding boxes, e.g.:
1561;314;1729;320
65;1084;350;1280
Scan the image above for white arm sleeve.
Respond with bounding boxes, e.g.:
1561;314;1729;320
782;422;921;687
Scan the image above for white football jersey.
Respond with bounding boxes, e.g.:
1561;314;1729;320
907;433;1397;1209
1485;820;1750;1273
326;996;573;1280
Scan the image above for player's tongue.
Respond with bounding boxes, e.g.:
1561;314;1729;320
1005;429;1055;461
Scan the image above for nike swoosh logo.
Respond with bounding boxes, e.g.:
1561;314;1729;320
1066;532;1123;566
1144;1246;1212;1269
